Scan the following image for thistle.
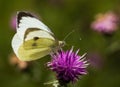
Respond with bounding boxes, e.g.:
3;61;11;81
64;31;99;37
47;47;89;86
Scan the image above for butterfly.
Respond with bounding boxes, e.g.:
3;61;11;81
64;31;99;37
12;11;65;61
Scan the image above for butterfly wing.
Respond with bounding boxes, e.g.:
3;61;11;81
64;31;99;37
12;34;22;57
17;11;54;42
17;38;55;61
12;11;58;61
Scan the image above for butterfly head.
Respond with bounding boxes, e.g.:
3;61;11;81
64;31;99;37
58;41;65;48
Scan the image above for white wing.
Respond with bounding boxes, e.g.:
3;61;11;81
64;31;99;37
25;30;55;41
11;34;22;57
17;12;53;41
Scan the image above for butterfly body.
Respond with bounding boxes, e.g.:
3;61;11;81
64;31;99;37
12;11;64;61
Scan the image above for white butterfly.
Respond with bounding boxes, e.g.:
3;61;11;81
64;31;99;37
12;11;65;61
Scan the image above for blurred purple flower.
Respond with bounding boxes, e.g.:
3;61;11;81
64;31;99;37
87;52;103;69
10;15;16;29
47;47;89;83
91;12;118;34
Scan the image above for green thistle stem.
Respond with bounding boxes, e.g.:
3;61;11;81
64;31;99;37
58;80;68;87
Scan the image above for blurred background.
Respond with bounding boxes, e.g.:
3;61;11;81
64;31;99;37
0;0;120;87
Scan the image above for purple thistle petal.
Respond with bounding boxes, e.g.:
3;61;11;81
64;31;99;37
47;47;89;83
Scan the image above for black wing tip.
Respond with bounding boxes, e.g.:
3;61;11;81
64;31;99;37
17;11;34;17
17;11;35;25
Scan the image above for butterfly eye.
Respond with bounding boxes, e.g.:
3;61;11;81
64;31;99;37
59;41;65;47
33;37;39;41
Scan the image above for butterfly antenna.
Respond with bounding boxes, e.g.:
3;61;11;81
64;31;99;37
63;30;75;41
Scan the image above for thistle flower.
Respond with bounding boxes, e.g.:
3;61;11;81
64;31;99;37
47;47;89;84
91;12;118;34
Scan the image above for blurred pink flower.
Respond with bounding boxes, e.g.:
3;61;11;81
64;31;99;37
87;52;103;69
91;12;119;34
9;53;28;70
10;15;16;29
